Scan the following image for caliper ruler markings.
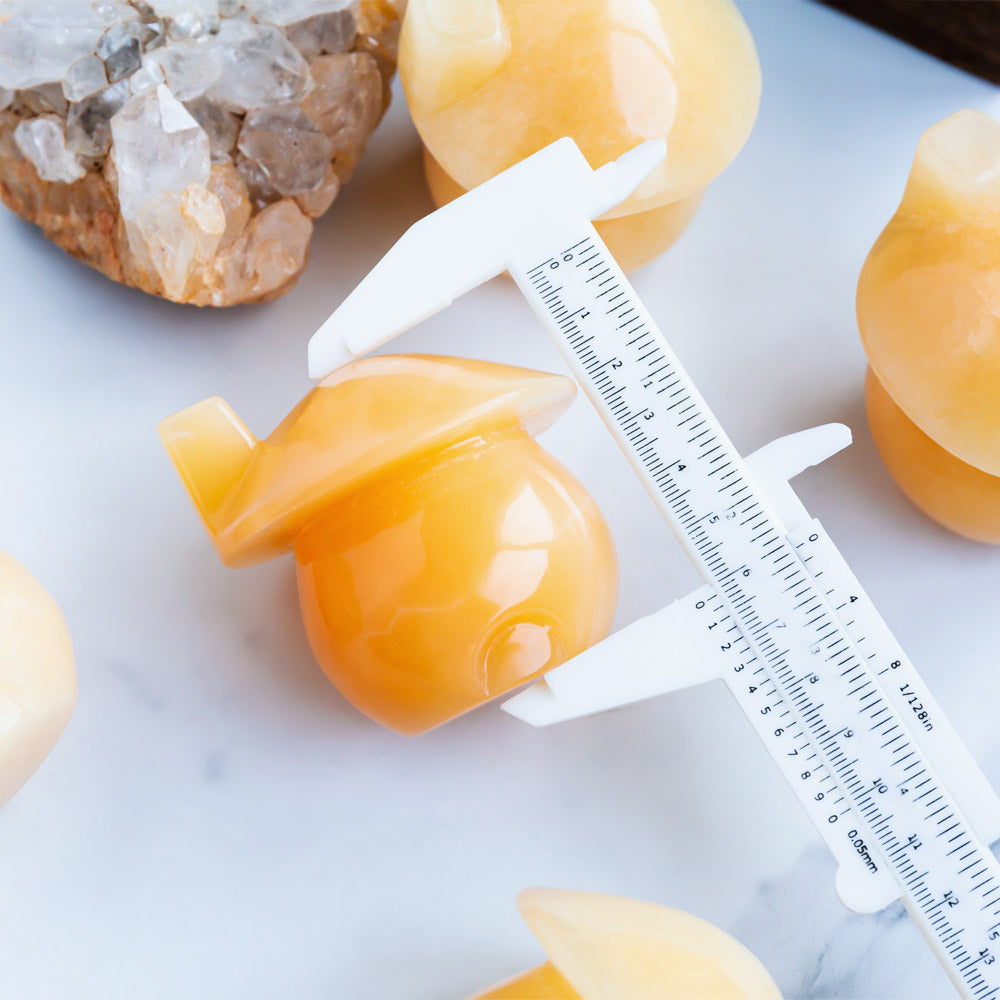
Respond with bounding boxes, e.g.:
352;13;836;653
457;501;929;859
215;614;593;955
308;137;1000;997
509;226;1000;998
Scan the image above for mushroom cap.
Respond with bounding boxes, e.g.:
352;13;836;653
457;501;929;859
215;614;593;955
399;0;760;219
201;355;575;565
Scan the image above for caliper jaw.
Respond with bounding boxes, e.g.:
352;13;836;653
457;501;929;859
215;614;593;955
502;423;852;726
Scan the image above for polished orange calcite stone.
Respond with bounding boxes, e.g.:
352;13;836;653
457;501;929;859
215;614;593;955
866;369;1000;545
160;355;617;734
474;962;578;999
400;0;760;270
471;889;782;1000
858;110;1000;542
859;110;1000;478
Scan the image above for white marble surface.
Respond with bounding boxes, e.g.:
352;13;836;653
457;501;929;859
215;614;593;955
1;3;999;997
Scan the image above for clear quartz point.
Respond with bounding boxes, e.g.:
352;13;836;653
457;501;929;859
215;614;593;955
62;55;109;102
209;20;312;110
13;116;85;183
66;80;131;156
98;22;145;83
237;102;333;195
185;95;240;161
284;7;357;59
144;38;222;100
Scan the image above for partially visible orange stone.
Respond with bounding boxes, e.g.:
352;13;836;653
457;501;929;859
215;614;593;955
470;889;782;1000
866;368;1000;544
473;962;579;1000
0;551;77;810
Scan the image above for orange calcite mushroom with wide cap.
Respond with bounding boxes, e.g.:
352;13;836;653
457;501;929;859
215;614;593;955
858;110;1000;541
160;355;617;734
472;889;782;1000
399;0;760;270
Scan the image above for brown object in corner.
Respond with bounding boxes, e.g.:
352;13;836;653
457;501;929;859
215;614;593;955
818;1;1000;85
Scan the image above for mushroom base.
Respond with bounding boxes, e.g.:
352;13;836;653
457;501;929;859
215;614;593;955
294;430;618;735
866;368;1000;544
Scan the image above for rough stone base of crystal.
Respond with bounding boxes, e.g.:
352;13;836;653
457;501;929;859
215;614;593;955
0;0;398;307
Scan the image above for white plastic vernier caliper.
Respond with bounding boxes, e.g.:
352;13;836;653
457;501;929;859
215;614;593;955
309;138;1000;998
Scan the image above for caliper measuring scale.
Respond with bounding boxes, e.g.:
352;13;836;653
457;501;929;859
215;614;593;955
309;138;1000;998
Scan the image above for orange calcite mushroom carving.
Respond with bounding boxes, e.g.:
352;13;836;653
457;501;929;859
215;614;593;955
399;0;760;271
159;355;617;734
858;110;1000;541
472;889;782;1000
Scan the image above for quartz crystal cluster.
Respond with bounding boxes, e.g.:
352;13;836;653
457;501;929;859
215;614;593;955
0;0;398;305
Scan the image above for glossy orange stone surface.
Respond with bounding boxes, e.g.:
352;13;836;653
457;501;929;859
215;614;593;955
160;355;617;734
866;368;1000;544
399;0;759;269
858;110;1000;478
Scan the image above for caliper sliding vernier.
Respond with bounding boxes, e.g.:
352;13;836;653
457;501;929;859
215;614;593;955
309;138;1000;998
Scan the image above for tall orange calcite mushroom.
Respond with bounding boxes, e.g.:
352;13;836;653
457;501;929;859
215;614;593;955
472;889;782;999
398;0;761;272
858;110;1000;543
160;355;617;734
